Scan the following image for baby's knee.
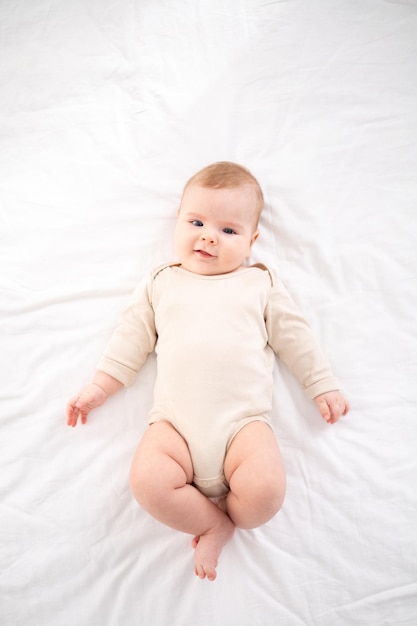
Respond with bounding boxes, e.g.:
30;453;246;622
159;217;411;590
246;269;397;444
252;472;286;517
264;473;286;514
229;469;286;529
129;461;159;509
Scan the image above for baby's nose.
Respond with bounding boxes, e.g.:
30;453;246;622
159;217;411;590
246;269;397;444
200;230;217;244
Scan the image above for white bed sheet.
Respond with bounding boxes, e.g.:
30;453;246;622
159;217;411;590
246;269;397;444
1;1;417;625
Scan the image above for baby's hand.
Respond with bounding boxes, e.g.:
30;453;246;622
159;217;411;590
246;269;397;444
66;383;108;427
314;390;349;425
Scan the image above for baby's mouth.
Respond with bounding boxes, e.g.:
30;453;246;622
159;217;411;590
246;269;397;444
195;249;214;258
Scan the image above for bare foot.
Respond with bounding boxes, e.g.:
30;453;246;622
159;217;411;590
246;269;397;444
193;516;235;581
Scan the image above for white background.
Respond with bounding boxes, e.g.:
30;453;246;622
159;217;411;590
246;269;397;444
1;1;416;625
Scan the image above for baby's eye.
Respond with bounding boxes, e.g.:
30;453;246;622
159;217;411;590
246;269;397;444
222;227;236;235
191;220;203;227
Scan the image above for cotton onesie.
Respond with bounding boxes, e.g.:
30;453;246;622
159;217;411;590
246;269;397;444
98;263;339;497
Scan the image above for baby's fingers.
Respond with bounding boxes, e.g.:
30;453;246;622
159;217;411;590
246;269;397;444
66;405;78;427
315;397;339;424
66;394;88;427
315;397;332;423
314;391;349;425
66;403;79;427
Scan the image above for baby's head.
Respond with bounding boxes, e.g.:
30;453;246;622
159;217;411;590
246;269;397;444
182;162;264;222
175;162;264;275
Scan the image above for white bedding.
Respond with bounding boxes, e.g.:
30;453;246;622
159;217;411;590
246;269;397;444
1;1;417;624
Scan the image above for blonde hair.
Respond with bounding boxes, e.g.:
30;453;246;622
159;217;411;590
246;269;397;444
182;161;264;219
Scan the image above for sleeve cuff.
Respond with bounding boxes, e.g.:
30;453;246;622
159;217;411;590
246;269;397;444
97;357;137;387
304;377;340;399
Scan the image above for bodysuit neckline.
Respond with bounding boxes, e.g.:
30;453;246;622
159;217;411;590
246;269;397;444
174;263;266;281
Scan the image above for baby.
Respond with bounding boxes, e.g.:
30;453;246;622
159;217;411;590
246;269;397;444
67;162;349;581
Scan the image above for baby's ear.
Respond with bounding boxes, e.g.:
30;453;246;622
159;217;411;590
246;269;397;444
250;230;260;246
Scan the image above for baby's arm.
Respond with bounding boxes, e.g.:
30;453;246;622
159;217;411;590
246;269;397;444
314;390;349;425
66;371;123;427
66;273;157;427
265;272;349;423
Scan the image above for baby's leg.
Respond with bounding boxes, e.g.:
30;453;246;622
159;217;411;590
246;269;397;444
224;422;286;529
129;421;234;581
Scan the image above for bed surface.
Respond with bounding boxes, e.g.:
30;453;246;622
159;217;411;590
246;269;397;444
1;1;417;625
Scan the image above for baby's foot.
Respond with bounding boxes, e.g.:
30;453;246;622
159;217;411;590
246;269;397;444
193;516;234;581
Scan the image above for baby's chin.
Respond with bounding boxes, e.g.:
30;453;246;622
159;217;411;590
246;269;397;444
178;262;245;276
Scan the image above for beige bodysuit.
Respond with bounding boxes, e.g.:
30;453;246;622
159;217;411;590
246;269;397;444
98;264;339;497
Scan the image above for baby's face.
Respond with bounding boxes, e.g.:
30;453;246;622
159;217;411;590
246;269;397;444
174;184;259;275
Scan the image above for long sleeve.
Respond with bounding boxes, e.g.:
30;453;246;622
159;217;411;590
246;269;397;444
265;272;339;399
97;274;157;386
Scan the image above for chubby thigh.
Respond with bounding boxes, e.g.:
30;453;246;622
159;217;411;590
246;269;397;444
129;419;286;530
129;421;194;501
223;421;286;529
